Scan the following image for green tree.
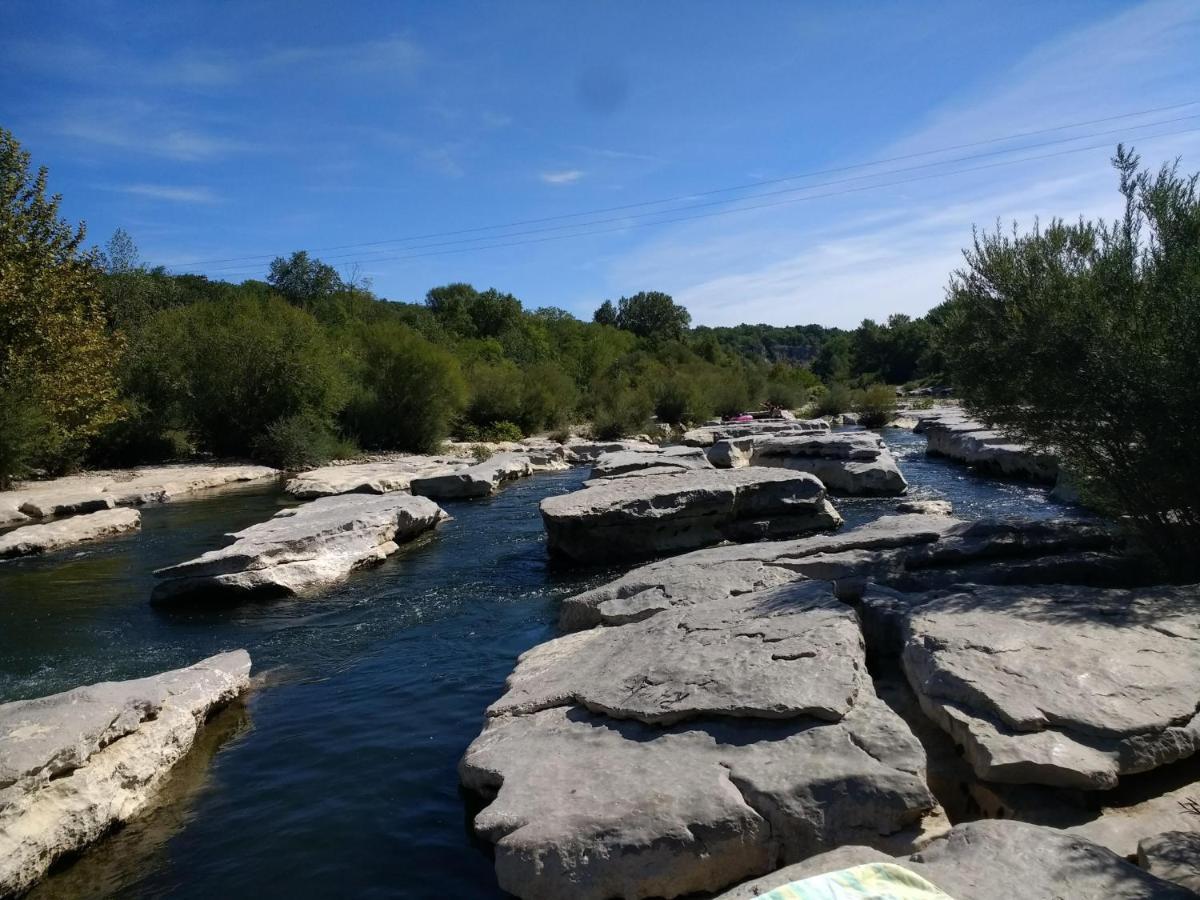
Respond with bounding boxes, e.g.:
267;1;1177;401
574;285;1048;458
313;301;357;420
593;299;618;326
268;250;345;307
342;321;466;452
0;127;123;477
942;146;1200;573
601;291;691;342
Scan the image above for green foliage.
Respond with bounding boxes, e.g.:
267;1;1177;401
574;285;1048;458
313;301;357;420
342;321;466;453
855;383;898;428
0;127;123;476
653;374;707;425
470;443;493;462
591;378;653;439
251;410;356;470
268;250;345;308
0;380;52;489
941;146;1200;572
811;383;854;417
850;314;934;384
595;291;691;343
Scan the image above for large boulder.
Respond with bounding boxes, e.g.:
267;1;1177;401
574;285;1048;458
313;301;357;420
589;446;712;480
285;456;467;498
411;451;567;500
151;493;447;601
559;513;959;630
0;508;140;558
708;432;908;496
461;581;945;900
715;819;1194;900
900;583;1200;789
539;467;842;564
0;651;251;897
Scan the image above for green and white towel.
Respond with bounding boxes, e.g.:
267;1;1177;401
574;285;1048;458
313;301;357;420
752;862;954;900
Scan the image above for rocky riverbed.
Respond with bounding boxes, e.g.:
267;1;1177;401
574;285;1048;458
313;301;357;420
2;421;1196;899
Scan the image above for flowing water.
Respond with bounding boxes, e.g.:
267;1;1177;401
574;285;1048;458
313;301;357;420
0;430;1085;898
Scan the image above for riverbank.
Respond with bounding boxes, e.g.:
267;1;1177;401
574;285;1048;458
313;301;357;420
4;426;1160;898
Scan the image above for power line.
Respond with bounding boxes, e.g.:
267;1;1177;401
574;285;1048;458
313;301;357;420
199;118;1200;276
201;122;1200;275
198;112;1200;273
167;99;1200;270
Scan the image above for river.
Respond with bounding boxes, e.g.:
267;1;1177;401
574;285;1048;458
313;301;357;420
0;429;1084;898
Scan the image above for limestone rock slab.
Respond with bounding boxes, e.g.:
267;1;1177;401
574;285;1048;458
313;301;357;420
560;513;958;629
285;456;467;498
0;651;251;897
716;819;1193;900
0;508;141;558
589;445;712;480
152;493;446;601
709;432;908;496
461;693;941;900
412;452;565;499
901;583;1200;789
540;467;842;564
491;582;866;725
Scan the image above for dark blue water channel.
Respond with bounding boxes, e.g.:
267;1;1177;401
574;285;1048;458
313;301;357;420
0;429;1085;899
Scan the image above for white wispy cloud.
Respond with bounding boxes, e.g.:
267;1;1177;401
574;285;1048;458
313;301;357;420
112;183;222;204
541;169;585;185
607;0;1200;328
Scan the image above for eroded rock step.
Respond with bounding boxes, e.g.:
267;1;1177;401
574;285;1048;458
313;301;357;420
0;651;252;897
151;492;447;602
539;467;842;564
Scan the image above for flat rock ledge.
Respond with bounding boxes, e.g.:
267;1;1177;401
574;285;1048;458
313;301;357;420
0;651;251;897
898;582;1200;789
715;819;1194;900
682;418;829;447
285;455;468;498
0;464;279;522
539;467;842;564
461;581;945;900
559;514;1123;632
0;508;141;558
915;408;1059;483
708;431;908;496
411;451;568;500
562;439;659;462
151;493;447;602
588;445;713;480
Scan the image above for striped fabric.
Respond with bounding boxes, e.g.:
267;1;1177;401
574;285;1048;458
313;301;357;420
752;863;954;900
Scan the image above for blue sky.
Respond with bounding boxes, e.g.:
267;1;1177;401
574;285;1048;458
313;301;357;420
4;0;1199;327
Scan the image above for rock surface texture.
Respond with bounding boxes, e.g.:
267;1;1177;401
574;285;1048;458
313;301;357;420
0;508;141;558
540;467;842;564
411;451;567;499
562;439;659;462
589;446;712;480
1138;831;1200;893
461;581;945;900
715;820;1194;900
708;432;908;496
285;456;467;498
915;408;1059;483
152;493;446;601
0;651;251;897
900;583;1200;789
682;418;829;447
0;464;279;520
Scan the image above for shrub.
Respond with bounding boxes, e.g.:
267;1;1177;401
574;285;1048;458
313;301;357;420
251;410;356;470
343;321;466;453
0;382;52;489
592;384;653;439
653;374;707;425
811;383;854;417
941;146;1200;573
517;363;578;433
855;384;898;428
470;443;493;462
479;420;523;442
